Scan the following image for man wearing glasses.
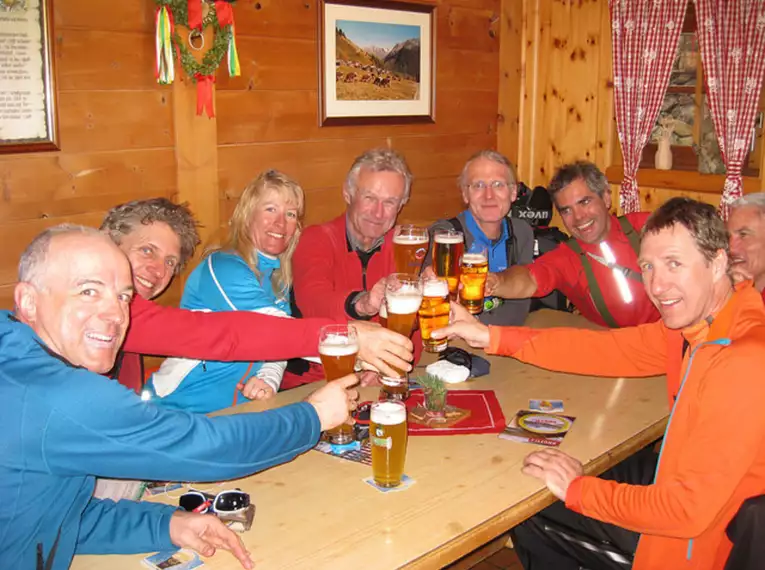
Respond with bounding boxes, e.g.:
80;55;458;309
487;161;659;327
424;150;535;325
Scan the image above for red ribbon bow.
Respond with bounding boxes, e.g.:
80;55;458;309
187;0;203;30
215;1;234;27
194;74;215;118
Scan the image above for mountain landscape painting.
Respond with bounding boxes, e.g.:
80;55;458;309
334;20;421;101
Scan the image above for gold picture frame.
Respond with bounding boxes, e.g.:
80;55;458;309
0;0;60;153
318;0;436;126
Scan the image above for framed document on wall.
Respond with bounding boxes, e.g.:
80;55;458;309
0;0;59;153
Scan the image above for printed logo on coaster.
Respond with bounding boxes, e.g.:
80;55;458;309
518;412;572;435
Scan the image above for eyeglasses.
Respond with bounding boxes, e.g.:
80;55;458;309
179;489;250;514
468;180;511;192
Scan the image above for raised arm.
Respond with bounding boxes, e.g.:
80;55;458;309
486;265;539;299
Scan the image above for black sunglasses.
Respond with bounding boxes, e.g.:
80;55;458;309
179;489;250;514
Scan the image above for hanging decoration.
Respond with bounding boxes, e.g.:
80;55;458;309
154;0;241;118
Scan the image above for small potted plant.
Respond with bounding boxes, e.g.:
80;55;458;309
418;373;448;418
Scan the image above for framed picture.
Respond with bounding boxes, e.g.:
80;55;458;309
318;0;436;126
0;0;60;153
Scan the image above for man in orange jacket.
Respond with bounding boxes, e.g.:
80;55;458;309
433;197;765;570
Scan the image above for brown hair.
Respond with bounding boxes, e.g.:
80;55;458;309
100;198;200;272
547;161;609;202
642;197;729;262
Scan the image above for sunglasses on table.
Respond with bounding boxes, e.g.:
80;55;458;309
179;489;250;514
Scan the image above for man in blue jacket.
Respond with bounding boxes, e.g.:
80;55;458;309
0;224;358;570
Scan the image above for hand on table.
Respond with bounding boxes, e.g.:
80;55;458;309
306;373;360;431
169;510;252;569
430;302;491;349
352;320;413;378
239;375;276;401
521;448;583;502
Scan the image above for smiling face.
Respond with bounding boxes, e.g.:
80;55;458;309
553;178;612;244
116;221;181;300
15;233;133;373
728;205;765;290
461;157;517;226
639;224;728;330
344;167;406;250
248;189;300;256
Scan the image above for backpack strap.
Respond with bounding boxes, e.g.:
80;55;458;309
506;218;518;266
446;217;463;233
566;238;618;328
617;215;640;255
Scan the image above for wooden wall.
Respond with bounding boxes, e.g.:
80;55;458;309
0;0;503;310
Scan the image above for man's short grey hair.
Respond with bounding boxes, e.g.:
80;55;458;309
18;224;104;287
730;193;765;214
344;148;413;203
458;150;517;188
547;161;610;201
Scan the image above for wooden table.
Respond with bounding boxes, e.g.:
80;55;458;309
72;310;668;570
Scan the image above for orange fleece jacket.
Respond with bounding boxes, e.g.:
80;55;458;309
488;283;765;570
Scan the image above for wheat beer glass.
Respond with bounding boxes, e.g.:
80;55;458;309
460;247;489;315
419;277;450;353
433;229;464;300
382;273;423;400
318;324;359;444
378;299;388;329
370;400;408;488
393;224;429;274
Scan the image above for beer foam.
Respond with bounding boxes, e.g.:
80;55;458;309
386;292;423;314
371;401;407;425
434;234;463;244
393;235;429;245
462;252;488;264
423;280;449;298
318;335;359;356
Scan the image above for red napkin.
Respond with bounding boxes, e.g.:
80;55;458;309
406;390;506;435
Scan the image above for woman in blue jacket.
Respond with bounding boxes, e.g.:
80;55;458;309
148;170;304;413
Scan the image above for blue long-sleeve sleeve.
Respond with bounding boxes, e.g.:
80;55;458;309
76;499;177;555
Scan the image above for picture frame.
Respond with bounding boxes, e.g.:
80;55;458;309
0;0;60;154
318;0;436;126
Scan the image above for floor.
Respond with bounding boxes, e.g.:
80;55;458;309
465;547;523;570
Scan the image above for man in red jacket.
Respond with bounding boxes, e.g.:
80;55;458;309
487;162;659;327
434;197;765;570
100;198;413;394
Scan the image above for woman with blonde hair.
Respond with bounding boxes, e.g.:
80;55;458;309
147;170;305;413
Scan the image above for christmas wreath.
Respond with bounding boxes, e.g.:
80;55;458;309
155;0;240;117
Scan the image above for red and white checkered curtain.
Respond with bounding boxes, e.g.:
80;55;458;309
610;0;687;213
694;0;765;219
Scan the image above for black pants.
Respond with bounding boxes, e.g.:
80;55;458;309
510;445;659;570
724;495;765;570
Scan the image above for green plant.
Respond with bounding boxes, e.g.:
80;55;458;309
416;374;448;412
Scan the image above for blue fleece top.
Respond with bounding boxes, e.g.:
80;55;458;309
0;311;320;570
147;251;290;413
463;210;510;272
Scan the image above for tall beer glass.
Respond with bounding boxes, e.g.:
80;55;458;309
318;324;359;445
370;400;408;488
378;299;388;329
382;273;423;400
433;229;464;300
419;277;450;353
460;248;489;315
393;225;429;275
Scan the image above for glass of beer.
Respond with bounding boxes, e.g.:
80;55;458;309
419;277;450;353
378;299;388;329
370;400;408;488
318;324;359;445
460;247;489;315
433;229;464;300
393;225;429;275
382;273;423;400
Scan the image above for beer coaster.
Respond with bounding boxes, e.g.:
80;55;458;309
363;474;415;493
314;440;372;466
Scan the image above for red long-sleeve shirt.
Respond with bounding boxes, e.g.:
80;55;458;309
488;283;765;570
116;295;334;392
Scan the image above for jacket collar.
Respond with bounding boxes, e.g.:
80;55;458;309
680;281;760;346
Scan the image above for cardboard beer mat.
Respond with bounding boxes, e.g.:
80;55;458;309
363;474;416;493
405;390;506;435
142;549;203;569
314;439;372;466
499;409;577;447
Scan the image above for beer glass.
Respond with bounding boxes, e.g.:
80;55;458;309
418;277;450;353
378;299;388;329
459;247;489;315
318;324;359;445
433;229;464;300
370;400;408;488
393;225;429;275
382;273;423;400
